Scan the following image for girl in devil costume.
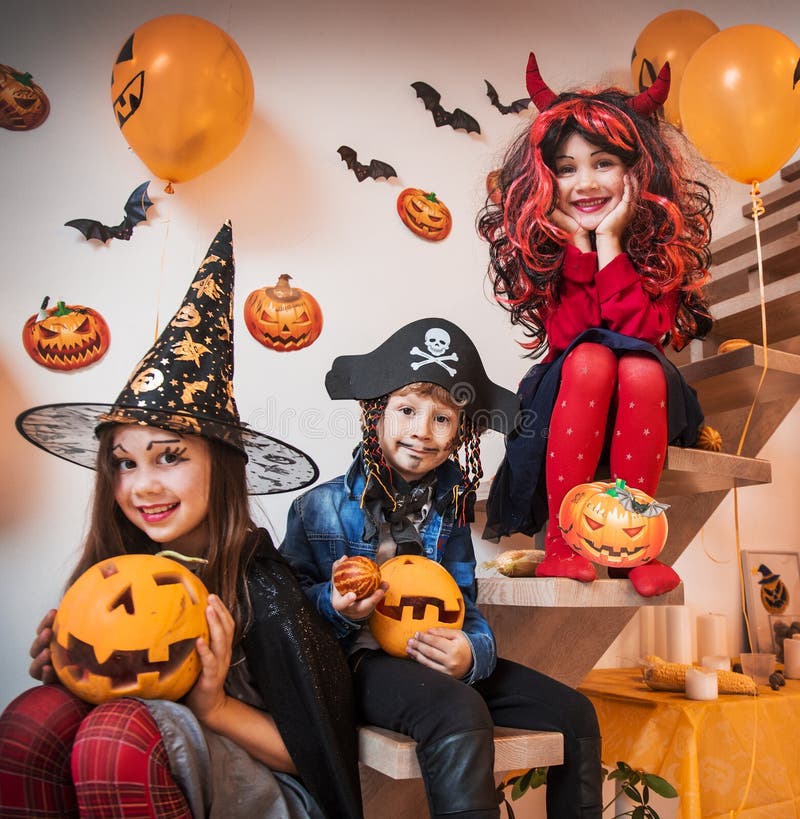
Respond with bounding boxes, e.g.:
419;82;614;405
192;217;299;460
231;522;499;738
479;54;713;597
0;223;362;819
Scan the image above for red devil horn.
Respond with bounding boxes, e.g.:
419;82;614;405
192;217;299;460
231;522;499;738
629;62;671;116
526;52;558;110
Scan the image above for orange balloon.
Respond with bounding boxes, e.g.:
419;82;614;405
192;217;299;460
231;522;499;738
679;25;800;184
111;15;254;185
631;9;719;129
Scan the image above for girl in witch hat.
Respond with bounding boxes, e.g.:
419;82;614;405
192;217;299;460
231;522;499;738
281;317;603;819
0;222;363;819
478;53;715;597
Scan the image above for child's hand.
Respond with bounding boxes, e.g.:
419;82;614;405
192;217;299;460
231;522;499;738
594;174;635;243
186;594;234;725
29;609;58;683
549;207;592;253
406;628;473;679
330;556;387;621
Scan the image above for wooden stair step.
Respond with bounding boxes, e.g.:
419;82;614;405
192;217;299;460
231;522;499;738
679;344;800;416
781;159;800;182
358;724;563;779
654;446;770;495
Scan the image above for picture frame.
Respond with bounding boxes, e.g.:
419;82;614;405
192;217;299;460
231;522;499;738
741;550;800;653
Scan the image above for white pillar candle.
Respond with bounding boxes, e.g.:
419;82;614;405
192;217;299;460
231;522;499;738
639;606;656;659
685;666;718;700
784;637;800;679
696;613;727;663
654;606;668;660
665;605;692;664
701;655;730;671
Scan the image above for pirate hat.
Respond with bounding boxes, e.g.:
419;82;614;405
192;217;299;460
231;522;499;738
16;221;318;495
325;317;518;433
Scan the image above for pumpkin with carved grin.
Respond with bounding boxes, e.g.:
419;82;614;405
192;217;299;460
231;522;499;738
244;274;323;352
397;188;452;241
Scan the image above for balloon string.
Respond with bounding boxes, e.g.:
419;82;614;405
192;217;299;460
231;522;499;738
154;204;172;342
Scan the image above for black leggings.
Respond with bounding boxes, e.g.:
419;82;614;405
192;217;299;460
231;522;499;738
352;652;602;819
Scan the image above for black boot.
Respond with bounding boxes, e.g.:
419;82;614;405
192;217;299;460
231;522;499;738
416;728;500;818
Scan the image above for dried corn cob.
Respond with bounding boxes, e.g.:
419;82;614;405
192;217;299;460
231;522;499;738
641;656;757;696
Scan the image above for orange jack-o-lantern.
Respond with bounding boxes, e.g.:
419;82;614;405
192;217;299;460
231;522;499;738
0;63;50;130
51;554;210;705
244;274;323;352
397;188;452;241
22;299;111;371
370;555;465;657
558;479;668;569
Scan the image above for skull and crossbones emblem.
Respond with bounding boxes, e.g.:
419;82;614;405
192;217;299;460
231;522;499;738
410;328;459;376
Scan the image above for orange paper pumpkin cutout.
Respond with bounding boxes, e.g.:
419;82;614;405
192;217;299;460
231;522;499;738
0;63;50;130
51;554;210;705
22;300;110;371
558;479;668;569
397;188;452;241
244;275;323;352
370;555;464;657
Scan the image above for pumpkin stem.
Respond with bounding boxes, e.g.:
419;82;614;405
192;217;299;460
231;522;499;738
53;301;71;317
12;71;34;87
425;192;439;202
156;549;209;565
607;478;627;498
272;274;295;298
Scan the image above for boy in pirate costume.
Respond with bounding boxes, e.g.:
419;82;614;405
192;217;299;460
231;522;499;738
281;318;603;819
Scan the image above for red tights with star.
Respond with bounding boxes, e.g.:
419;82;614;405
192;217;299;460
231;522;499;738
536;342;679;596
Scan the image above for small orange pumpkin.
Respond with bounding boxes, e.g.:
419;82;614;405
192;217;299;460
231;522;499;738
244;274;323;352
51;554;210;704
333;556;382;600
22;299;111;371
397;188;452;241
370;555;464;657
558;479;668;569
0;63;50;130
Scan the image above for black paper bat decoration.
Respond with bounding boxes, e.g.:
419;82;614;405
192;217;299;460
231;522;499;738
337;146;397;182
485;80;531;115
65;181;153;242
411;82;481;134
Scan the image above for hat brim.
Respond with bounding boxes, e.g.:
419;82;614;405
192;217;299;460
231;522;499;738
16;403;319;496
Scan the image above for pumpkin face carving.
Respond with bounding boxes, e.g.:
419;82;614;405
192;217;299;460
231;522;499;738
558;479;668;568
244;274;323;352
397;188;452;241
370;555;464;657
51;554;210;704
22;300;111;371
0;63;50;131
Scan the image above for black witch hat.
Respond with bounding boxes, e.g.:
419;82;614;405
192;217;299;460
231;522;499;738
17;221;318;494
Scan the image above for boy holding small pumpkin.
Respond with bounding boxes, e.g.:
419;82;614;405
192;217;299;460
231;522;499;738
281;318;603;819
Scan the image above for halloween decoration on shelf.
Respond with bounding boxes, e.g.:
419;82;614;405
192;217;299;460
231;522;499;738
244;274;323;352
754;563;790;615
717;338;752;354
370;555;465;658
51;553;210;705
22;298;111;372
484;80;530;114
695;424;723;452
396;188;452;241
333;556;382;600
111;14;254;189
65;181;153;243
337;145;397;182
0;63;50;130
482;549;541;577
411;81;481;134
558;479;669;569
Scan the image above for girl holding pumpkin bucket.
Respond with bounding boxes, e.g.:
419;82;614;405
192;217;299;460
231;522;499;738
0;223;363;819
281;317;603;819
478;54;715;597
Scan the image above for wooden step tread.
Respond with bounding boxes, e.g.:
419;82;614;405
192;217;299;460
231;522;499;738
656;446;770;495
359;724;563;779
679;344;800;415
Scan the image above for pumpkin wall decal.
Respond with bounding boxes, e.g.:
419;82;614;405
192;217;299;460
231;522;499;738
244;274;323;352
370;555;464;657
22;299;111;372
0;63;50;131
51;554;210;705
558;479;669;569
397;188;452;241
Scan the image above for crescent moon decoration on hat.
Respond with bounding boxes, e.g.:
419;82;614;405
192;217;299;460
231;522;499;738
325;317;519;435
16;221;319;495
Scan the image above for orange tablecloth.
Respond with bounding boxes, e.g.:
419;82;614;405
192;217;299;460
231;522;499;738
579;668;800;819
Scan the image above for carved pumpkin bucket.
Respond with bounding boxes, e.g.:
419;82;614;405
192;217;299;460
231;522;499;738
370;555;464;657
22;300;111;371
244;274;323;352
51;554;209;704
558;479;668;569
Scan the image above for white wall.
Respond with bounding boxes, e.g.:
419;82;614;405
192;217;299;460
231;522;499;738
1;4;798;811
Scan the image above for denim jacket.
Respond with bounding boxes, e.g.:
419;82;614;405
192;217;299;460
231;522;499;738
280;452;497;683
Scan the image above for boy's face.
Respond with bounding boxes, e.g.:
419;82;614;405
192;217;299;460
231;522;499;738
377;391;459;483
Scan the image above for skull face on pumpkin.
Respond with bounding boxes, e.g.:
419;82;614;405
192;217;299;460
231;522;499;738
369;555;465;657
51;554;209;704
244;274;323;352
